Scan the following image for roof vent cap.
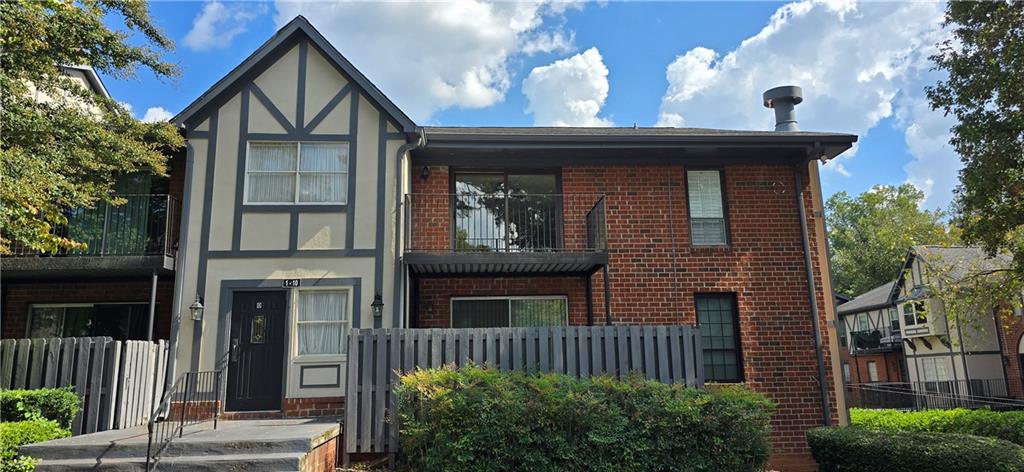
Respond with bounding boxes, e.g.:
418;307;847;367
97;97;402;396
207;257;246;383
763;85;803;132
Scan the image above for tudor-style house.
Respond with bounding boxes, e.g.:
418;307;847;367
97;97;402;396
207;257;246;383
837;281;908;385
2;66;184;343
168;16;855;470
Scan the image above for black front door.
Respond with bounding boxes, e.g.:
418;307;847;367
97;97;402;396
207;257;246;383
226;291;286;411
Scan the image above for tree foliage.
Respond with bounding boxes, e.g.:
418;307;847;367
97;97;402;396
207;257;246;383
927;1;1024;280
0;0;183;254
826;183;958;296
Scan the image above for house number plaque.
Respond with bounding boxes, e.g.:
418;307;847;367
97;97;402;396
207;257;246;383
283;279;300;287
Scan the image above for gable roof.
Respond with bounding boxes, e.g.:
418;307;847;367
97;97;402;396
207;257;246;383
172;16;416;132
837;280;898;315
907;245;1013;284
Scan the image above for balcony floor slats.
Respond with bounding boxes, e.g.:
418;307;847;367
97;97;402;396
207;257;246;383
405;252;608;276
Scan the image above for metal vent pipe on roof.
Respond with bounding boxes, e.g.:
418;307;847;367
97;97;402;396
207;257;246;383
763;85;803;132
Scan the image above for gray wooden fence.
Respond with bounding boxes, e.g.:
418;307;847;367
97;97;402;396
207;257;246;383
0;337;168;435
343;325;703;462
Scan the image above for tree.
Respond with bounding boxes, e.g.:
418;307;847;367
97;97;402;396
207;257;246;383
0;0;183;254
927;1;1024;280
826;183;958;296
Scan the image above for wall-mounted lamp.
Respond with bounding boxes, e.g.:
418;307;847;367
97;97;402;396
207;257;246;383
189;295;205;321
371;293;384;318
420;166;430;180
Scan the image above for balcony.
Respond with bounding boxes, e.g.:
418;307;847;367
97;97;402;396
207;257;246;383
849;326;903;354
404;193;608;275
4;194;178;278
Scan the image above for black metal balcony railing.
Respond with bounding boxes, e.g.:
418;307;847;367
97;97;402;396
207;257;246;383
405;193;608;253
8;194;178;257
849;326;902;353
846;379;1023;411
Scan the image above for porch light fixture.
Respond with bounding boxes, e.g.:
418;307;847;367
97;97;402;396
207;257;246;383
371;293;384;318
189;295;205;321
420;166;430;180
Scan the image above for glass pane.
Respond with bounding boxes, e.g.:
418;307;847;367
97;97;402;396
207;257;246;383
93;304;134;340
510;299;567;326
300;143;348;171
28;307;63;338
249;143;297;171
247;173;295;202
298;323;344;355
455;174;503;195
62;307;95;337
298;173;346;203
697;295;741;382
687;170;724;218
455;175;506;251
691;218;726;245
452;299;509;328
507;174;556;195
299;291;347;322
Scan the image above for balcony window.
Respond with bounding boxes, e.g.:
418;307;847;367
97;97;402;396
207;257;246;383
857;313;870;331
686;170;727;246
451;296;567;328
696;294;743;382
453;172;559;251
245;142;348;204
28;304;151;340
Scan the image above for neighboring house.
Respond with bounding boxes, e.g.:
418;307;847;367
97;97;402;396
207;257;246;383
1;65;185;342
837;281;907;386
894;246;1023;401
166;16;855;470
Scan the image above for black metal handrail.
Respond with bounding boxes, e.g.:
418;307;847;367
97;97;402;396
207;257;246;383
849;326;902;353
846;379;1024;411
146;370;221;471
405;192;608;253
7;194;178;257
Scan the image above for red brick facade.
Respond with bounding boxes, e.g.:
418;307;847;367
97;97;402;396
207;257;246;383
1;279;176;340
998;311;1024;400
409;163;840;469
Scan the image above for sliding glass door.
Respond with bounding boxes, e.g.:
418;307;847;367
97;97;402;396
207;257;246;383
453;172;560;251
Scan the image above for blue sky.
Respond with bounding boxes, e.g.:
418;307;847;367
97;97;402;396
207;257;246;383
107;1;957;210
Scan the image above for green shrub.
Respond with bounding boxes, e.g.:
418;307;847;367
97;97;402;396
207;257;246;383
807;426;1024;472
0;419;70;472
850;407;1024;446
0;388;80;429
395;364;775;472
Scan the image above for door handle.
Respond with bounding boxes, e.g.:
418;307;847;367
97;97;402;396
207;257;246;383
230;338;239;362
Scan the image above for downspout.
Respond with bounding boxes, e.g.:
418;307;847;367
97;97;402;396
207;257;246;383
393;129;426;328
794;161;833;426
165;137;194;393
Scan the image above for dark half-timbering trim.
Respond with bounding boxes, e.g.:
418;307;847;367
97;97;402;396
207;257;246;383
192;110;219;371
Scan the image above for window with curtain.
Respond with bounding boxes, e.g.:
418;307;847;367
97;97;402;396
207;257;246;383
246;142;348;204
686;170;727;246
451;297;567;328
696;294;742;382
297;291;348;356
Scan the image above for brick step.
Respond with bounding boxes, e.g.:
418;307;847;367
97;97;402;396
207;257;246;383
32;452;306;472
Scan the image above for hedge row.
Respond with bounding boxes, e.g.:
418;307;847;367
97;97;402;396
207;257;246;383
807;427;1024;472
395;364;775;472
0;420;70;472
0;388;80;429
849;407;1024;446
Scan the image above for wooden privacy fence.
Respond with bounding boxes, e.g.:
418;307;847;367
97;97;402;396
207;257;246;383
0;337;168;435
344;325;704;461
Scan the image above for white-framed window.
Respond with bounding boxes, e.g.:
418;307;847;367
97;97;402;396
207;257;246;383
857;313;870;331
450;296;567;328
295;289;349;357
921;358;949;381
867;361;879;382
888;307;901;330
902;301;927;326
842;363;850;383
686;169;727;246
245;141;349;204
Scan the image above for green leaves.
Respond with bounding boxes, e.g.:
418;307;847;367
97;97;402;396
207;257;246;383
826;183;958;296
850;407;1024;446
927;1;1024;281
395;365;775;472
0;0;183;253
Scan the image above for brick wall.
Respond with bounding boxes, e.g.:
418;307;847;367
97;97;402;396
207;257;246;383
841;350;906;385
409;163;840;468
998;311;1024;400
1;279;175;340
282;396;344;418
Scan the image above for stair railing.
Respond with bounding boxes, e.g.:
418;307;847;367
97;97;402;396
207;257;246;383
145;370;221;471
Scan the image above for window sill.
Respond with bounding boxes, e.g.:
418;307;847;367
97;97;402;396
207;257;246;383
292;354;348;364
242;204;348;213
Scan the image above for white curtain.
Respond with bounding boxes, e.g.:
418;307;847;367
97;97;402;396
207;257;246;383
299;143;348;203
248;143;297;202
298;291;348;355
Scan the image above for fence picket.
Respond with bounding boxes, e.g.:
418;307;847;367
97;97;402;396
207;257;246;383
13;339;31;389
59;338;76;388
0;339;15;389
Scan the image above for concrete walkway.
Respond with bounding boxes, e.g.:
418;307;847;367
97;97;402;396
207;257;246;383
21;418;341;471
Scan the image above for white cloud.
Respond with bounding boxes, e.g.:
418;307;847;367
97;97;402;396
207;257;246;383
184;1;264;52
523;48;612;127
141;107;174;123
274;1;580;120
654;0;958;208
